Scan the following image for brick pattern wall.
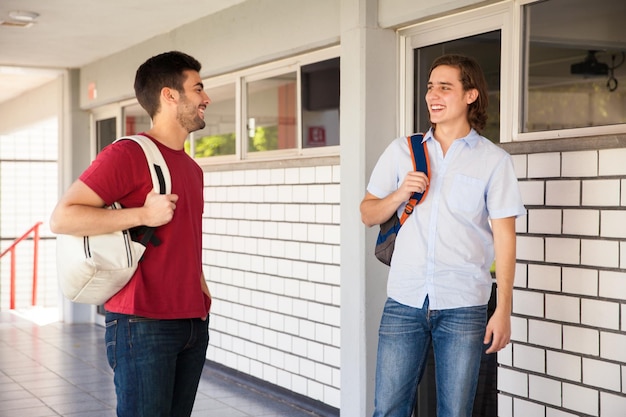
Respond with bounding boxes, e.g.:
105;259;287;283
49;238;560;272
202;163;341;408
0;118;58;310
499;149;626;417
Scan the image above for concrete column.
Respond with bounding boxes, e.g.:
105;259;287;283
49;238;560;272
59;68;93;324
339;0;397;415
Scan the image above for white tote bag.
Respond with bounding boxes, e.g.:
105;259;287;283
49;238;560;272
56;135;171;304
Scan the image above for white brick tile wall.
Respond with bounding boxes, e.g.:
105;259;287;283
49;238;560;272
519;180;544;205
528;264;561;292
563;326;598;356
513;397;545;417
582;179;621;206
562;383;599;416
562;267;598;296
599;148;626;176
600;392;626;417
315;362;333;385
546;407;580;417
498;393;513;417
562;150;598;177
547;350;581;382
511;316;528;343
583;358;621;391
601;210;626;238
513;289;544;318
581;239;619;268
517;236;545;262
324;386;340;412
546;180;580;206
498;367;528;397
546;294;580;323
515;263;528;288
529;374;561;406
581;299;619;330
529;319;561;349
511;154;527;179
545;238;580;265
270;168;285;184
528;209;562;234
204;162;340;407
509;146;626;417
516;214;528;234
600;332;626;362
513;344;545;373
499;345;513;366
528;152;560;178
562;209;599;236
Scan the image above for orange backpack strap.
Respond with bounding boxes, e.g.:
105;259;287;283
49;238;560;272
399;133;429;224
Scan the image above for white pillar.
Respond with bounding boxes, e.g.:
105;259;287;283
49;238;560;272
340;0;397;415
59;69;94;324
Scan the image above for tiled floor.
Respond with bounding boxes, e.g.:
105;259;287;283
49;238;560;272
0;309;327;417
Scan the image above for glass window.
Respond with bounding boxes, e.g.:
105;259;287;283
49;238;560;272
189;83;236;157
189;50;339;160
247;72;297;153
414;31;501;143
522;0;626;133
123;103;151;136
302;58;340;148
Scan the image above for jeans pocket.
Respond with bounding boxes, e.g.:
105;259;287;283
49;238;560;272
105;319;118;370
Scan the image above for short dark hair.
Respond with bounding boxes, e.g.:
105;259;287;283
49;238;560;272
134;51;202;118
429;54;489;132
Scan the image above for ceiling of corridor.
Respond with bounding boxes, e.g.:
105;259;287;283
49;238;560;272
0;0;245;105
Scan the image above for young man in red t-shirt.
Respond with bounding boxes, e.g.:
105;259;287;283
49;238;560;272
51;51;212;417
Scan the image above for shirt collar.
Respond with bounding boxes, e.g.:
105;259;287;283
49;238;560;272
424;127;480;148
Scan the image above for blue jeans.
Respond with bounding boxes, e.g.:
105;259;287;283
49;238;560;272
373;297;487;417
105;312;209;417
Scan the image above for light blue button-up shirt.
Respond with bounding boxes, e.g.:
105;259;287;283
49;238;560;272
367;128;526;310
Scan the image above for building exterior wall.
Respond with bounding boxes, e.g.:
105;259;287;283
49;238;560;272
202;159;341;406
500;137;626;417
1;0;622;415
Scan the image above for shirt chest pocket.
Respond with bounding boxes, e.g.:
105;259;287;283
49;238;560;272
448;174;486;214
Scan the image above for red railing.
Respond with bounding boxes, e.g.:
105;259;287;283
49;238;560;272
0;222;43;309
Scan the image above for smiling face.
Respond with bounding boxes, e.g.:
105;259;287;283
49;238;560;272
176;70;211;133
425;64;478;131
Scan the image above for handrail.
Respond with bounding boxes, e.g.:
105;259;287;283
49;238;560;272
0;222;43;309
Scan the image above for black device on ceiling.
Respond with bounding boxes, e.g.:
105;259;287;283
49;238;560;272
570;50;609;76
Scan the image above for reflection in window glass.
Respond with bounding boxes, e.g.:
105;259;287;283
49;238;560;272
523;0;626;132
247;73;297;153
414;31;501;143
123;103;151;136
302;58;340;148
189;83;236;157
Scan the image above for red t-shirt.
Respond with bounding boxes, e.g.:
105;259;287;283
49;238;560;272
79;134;211;319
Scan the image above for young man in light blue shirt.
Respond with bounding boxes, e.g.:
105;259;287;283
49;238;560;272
361;54;526;417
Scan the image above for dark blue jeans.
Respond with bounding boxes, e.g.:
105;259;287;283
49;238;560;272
105;312;209;417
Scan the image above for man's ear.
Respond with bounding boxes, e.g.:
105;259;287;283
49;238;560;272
161;87;178;103
466;88;479;105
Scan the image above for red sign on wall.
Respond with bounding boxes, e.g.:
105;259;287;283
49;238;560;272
307;126;326;146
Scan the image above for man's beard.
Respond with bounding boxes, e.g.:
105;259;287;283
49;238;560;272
177;98;206;133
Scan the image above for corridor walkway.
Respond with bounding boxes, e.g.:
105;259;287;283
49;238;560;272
0;309;329;417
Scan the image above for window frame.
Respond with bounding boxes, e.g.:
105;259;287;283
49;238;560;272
399;0;626;143
197;46;340;165
399;2;514;142
189;73;240;163
514;0;626;141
